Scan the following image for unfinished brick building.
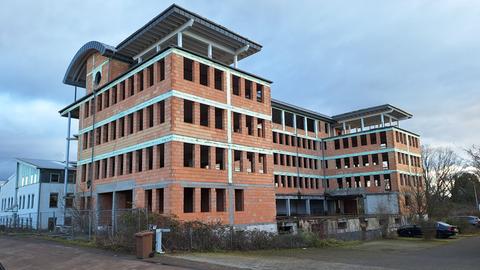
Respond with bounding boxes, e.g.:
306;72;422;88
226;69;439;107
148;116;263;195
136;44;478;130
60;4;422;231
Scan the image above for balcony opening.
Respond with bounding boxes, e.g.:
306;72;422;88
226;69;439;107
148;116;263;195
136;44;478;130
272;108;282;124
136;150;143;172
215;147;224;170
370;133;377;144
245;80;252;99
364;176;371;187
147;146;153;170
148;105;154;128
362;155;369;166
232;75;240;95
372;154;379;166
234;150;242;172
256;84;263;102
233;112;241;133
137;110;143;132
246;152;254;173
183;58;193;81
259;154;266;174
158;59;165;81
235;189;244;211
158;143;165;168
215;108;223;129
183;143;194;167
216;189;226;212
129;77;134;96
136;72;144;92
200;188;210;212
127;152;133;174
337;178;343;189
361;134;367;145
296;115;305;130
307;118;315;132
200;145;210;169
184;100;194;123
183;188;194;213
200;104;209;127
246;115;254;135
257;119;265;138
342;137;349;148
352;136;358;147
158;100;165;124
214;69;223;90
148;65;154;87
199;63;209;86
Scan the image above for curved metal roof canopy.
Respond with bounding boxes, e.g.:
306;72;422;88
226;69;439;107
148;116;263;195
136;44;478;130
63;41;131;88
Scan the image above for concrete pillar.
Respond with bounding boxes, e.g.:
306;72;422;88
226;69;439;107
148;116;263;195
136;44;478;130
286;198;291;216
360;118;365;131
342;122;347;134
306;199;311;215
381;114;385;127
152;189;158;213
112;191;116;231
281;110;285;130
177;32;183;47
304;117;308;136
208;44;212;59
152;146;159;169
293;113;297;134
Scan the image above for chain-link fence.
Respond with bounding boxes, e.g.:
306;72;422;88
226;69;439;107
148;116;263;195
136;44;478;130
0;209;409;252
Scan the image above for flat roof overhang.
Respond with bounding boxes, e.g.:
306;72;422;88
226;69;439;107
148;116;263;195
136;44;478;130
332;104;412;122
116;4;262;65
63;4;262;89
271;98;334;123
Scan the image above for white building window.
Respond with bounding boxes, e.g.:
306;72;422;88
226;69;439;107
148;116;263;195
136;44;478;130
49;193;58;208
50;173;60;183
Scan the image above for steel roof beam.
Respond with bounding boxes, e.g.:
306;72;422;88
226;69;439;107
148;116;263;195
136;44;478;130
133;18;194;61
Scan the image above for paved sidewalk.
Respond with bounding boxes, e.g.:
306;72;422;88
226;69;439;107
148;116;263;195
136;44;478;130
0;235;188;270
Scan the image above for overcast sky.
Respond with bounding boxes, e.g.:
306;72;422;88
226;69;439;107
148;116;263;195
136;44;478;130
0;0;479;179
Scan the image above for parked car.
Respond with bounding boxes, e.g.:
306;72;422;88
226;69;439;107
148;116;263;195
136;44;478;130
436;222;458;238
454;216;480;227
397;222;458;238
397;225;423;237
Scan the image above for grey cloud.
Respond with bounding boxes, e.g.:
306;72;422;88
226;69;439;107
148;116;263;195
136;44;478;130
0;0;478;178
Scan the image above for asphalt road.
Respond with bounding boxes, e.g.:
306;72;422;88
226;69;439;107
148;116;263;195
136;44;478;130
175;236;480;270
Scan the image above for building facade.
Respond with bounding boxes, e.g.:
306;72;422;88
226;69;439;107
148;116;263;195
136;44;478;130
0;158;76;230
60;4;422;231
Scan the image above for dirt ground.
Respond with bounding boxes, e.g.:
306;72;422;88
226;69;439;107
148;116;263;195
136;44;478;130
0;235;193;270
1;234;479;270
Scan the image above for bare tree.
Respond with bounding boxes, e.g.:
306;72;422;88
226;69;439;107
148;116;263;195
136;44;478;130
422;145;463;217
466;145;480;177
466;145;480;211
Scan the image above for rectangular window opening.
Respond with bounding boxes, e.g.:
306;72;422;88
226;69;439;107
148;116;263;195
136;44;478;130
183;188;194;213
184;100;194;123
183;143;194;167
234;189;244;211
200;104;209;127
